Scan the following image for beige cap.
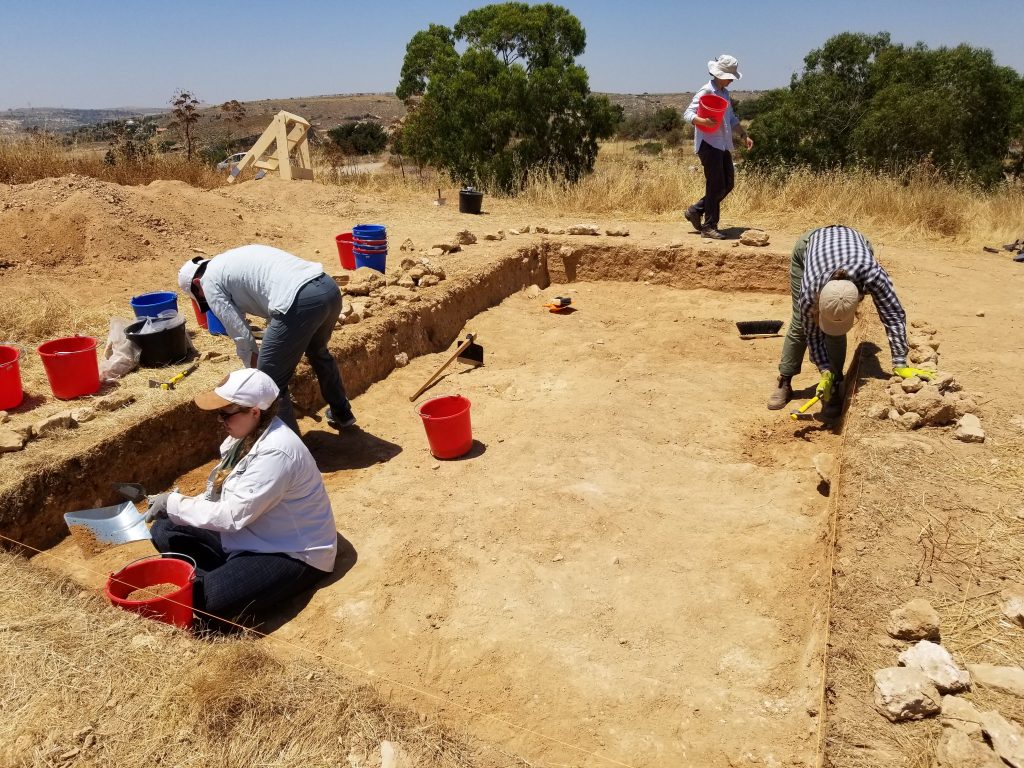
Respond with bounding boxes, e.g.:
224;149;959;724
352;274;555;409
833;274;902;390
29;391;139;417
817;280;860;336
194;368;280;411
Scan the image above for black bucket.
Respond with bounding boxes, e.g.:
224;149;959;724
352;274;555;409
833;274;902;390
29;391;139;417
458;188;483;214
125;318;190;367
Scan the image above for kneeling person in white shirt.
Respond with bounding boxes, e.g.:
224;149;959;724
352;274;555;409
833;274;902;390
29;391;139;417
146;369;337;630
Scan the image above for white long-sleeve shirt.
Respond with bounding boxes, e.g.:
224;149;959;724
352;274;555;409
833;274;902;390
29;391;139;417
166;417;338;572
200;245;324;363
683;81;741;153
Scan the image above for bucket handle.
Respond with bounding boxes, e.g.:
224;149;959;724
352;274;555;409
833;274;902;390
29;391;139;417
413;393;463;420
110;552;198;584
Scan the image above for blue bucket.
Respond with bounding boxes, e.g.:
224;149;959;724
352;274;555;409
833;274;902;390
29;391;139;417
353;243;388;252
206;311;227;336
353;224;386;239
131;291;178;318
354;250;387;273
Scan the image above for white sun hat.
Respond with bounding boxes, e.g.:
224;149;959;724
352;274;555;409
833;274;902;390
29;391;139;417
708;54;742;81
818;280;860;336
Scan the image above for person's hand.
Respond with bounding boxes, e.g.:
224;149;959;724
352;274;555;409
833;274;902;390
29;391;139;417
894;367;934;381
815;370;836;403
144;493;170;524
743;135;754;151
696;117;718;129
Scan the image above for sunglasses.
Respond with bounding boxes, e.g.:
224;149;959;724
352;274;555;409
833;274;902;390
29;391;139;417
217;407;247;421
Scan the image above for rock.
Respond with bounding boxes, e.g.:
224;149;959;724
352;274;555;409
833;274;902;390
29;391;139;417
898;641;971;693
899;411;923;430
70;407;96;425
941;695;985;737
910;346;939;365
812;453;835;486
867;403;890;420
394;352;409;368
933;372;962;393
909;335;940;351
567;224;600;236
380;740;409;768
508;229;522;236
954;414;985;443
606;228;630;237
483;231;505;241
94;392;135;412
420;261;446;279
396;275;416;289
0;411;7;424
342;311;361;325
967;664;1024;698
199;350;229;362
406;266;426;281
344;268;385;297
532;226;547;234
888;598;941;640
399;257;418;271
901;376;924;393
980;711;1024;768
418;274;440;288
526;285;542;299
1001;586;1024;626
976;311;985;318
32;411;75;438
558;245;574;257
552;228;566;235
892;387;957;425
936;729;1004;768
888;407;901;422
949;394;979;418
399;238;415;252
0;428;26;453
456;230;477;245
740;229;770;246
426;247;445;257
873;667;942;722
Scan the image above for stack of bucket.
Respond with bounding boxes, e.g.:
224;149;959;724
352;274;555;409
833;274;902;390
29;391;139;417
352;224;388;273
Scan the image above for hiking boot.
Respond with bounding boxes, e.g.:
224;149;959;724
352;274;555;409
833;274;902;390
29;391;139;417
767;376;793;410
820;381;846;421
326;406;357;429
684;207;703;232
701;227;726;240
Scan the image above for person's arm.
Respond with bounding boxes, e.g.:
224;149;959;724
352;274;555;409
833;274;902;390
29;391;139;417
204;282;259;366
864;267;909;368
166;448;291;532
729;99;753;150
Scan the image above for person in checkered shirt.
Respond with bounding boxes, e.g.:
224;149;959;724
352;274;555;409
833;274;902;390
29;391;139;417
767;226;933;419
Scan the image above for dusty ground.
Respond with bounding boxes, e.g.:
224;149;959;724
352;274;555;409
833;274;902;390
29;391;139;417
4;168;1024;767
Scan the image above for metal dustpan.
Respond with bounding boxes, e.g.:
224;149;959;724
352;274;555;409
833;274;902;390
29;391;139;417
64;501;152;546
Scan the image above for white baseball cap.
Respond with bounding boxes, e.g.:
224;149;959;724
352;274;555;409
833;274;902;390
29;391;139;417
194;369;280;411
708;54;742;81
178;256;208;297
818;280;860;336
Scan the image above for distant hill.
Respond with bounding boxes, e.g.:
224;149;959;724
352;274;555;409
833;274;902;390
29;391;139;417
1;91;764;138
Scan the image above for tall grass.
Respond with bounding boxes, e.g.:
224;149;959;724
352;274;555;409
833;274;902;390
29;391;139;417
0;136;225;188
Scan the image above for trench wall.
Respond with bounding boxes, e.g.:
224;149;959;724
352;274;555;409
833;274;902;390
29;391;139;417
0;242;788;550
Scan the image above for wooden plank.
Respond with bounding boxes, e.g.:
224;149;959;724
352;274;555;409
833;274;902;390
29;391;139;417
291;167;314;181
275;114;292;181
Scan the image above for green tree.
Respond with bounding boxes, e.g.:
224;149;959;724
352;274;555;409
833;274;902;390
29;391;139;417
396;3;616;192
748;33;1022;184
219;99;247;139
327;122;388;155
170;89;201;161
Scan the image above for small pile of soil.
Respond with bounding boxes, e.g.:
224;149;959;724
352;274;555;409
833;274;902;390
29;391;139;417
125;583;181;601
68;525;110;556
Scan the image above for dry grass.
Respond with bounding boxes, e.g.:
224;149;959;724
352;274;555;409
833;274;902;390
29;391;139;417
0;137;225;189
0;550;494;768
0;288;111;346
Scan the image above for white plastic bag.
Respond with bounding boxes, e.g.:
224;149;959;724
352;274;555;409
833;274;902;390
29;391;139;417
99;317;141;382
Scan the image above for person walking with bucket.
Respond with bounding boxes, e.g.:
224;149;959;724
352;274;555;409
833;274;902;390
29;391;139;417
142;369;338;631
179;244;356;434
682;54;754;240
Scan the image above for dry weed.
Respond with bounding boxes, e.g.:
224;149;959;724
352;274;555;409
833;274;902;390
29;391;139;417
0;550;490;768
0;287;111;346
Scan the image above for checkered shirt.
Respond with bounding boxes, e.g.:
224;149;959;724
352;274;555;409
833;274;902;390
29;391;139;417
800;226;908;370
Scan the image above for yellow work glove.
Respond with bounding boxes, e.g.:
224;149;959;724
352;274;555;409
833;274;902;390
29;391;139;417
894;367;934;381
815;370;835;403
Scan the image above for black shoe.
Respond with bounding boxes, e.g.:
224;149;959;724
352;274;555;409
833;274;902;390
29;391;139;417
326;407;357;429
701;227;726;240
684;207;703;232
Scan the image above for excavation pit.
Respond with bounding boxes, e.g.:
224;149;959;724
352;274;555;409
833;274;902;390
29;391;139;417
23;245;843;766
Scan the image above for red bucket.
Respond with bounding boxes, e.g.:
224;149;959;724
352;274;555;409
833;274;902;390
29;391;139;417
335;232;356;270
0;345;23;410
191;298;208;329
696;93;728;133
417;394;473;459
37;336;100;400
105;554;196;629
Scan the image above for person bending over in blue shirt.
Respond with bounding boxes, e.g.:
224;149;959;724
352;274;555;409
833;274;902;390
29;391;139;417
683;54;753;240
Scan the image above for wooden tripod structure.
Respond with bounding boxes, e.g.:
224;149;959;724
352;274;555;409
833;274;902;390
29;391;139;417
228;111;314;182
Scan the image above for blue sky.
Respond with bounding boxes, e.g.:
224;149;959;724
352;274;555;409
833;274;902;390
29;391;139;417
2;0;1021;109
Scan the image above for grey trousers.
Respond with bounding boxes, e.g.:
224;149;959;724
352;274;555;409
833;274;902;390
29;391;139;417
779;229;848;379
258;274;352;433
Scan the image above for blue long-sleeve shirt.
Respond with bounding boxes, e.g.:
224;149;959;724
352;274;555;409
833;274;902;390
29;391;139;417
799;226;909;370
683;81;741;153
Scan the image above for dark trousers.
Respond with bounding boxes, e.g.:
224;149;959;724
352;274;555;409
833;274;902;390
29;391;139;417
258;274;352;433
691;142;735;229
151;518;326;631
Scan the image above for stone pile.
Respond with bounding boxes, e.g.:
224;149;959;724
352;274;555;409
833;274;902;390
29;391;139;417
0;392;136;454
